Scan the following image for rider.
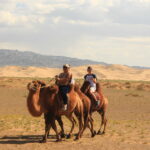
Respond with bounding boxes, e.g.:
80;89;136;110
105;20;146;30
84;66;100;106
55;64;73;111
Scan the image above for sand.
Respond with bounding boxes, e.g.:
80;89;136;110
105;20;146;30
0;64;150;81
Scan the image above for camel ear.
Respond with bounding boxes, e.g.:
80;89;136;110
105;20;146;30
27;83;31;90
74;84;80;92
37;80;46;86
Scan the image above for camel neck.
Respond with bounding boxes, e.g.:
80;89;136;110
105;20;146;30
27;90;43;117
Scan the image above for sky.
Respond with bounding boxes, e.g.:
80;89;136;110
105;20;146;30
0;0;150;67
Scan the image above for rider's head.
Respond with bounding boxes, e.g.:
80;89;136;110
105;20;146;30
63;64;70;73
87;66;92;74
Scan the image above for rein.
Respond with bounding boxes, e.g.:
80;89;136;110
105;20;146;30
40;78;55;89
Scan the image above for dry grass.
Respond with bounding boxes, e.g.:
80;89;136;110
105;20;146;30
0;78;149;150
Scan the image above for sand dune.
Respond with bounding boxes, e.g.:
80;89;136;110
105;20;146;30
0;65;150;81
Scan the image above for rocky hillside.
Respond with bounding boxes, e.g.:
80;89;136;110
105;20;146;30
0;49;107;68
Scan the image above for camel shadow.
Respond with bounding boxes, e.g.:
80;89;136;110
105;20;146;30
0;134;57;144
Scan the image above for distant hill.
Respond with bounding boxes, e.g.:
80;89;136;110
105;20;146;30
0;49;149;69
0;49;108;68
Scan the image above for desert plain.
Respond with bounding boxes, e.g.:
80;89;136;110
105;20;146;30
0;65;150;150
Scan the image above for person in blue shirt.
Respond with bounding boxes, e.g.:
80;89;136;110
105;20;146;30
84;66;100;106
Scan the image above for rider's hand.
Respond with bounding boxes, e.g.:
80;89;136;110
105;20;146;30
55;75;59;81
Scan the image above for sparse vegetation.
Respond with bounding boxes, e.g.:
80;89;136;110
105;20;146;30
0;78;149;150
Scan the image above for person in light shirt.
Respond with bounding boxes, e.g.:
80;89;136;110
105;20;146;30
55;64;74;111
84;66;100;106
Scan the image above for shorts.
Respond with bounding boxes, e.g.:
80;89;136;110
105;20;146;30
90;87;96;92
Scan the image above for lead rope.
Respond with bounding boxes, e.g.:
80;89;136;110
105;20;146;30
40;78;55;89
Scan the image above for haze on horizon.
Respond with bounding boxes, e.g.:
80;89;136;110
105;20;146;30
0;0;150;67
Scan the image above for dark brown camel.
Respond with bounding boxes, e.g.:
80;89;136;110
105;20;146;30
74;84;96;137
81;81;108;134
27;81;84;142
27;81;66;138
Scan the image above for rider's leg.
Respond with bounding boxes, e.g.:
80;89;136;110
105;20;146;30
59;86;69;110
89;87;100;106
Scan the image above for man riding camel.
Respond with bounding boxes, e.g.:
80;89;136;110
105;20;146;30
84;66;100;107
55;64;73;111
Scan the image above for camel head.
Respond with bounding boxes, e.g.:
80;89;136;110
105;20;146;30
27;80;41;92
36;80;46;87
74;83;80;92
81;80;91;94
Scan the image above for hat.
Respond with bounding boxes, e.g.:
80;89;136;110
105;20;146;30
63;64;70;68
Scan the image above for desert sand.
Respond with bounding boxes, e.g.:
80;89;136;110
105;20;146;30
0;78;149;150
0;64;150;81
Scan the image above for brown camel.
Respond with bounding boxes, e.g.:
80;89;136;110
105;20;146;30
27;81;84;142
27;80;66;138
81;81;108;134
74;84;96;137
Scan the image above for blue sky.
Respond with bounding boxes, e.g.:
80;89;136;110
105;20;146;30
0;0;150;67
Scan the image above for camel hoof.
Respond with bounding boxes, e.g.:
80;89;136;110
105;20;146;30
102;131;105;134
91;131;96;137
74;136;79;141
66;134;72;139
97;131;105;135
97;130;101;135
56;139;62;142
40;139;47;143
61;133;66;138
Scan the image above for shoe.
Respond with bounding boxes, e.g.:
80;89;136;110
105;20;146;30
62;104;67;111
96;100;100;107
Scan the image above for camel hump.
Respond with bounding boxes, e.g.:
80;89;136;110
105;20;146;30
103;96;108;105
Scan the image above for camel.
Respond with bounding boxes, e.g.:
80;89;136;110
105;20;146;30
27;80;84;142
81;81;108;134
27;80;66;138
74;84;96;138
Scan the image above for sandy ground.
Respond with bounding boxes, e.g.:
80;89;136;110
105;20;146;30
0;64;150;81
0;78;150;150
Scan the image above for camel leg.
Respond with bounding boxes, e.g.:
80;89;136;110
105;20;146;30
43;113;52;137
80;112;92;138
102;112;107;134
97;110;107;134
88;115;96;137
66;114;75;139
41;114;51;143
74;111;84;140
50;117;62;142
72;116;77;125
56;116;65;138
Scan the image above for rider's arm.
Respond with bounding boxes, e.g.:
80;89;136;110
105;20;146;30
57;73;71;84
92;74;97;83
84;74;87;80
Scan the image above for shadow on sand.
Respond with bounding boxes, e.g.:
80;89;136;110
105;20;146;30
0;135;58;144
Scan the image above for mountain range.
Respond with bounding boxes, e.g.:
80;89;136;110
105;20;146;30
0;49;108;68
0;49;149;69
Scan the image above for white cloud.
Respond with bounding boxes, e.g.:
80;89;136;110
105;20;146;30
0;0;150;67
52;16;62;24
0;11;16;25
